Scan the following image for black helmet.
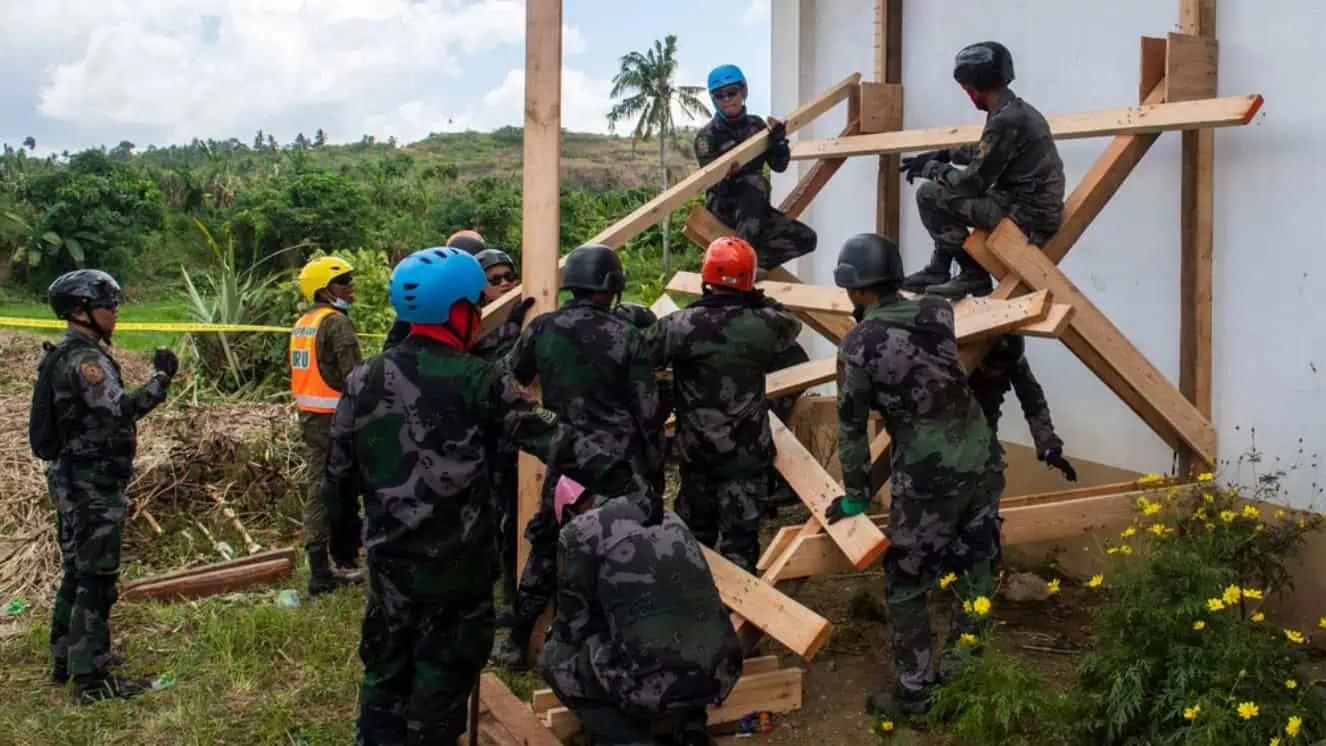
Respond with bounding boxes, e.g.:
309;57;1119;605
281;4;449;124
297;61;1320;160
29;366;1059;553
446;231;488;255
833;233;904;290
475;248;515;273
953;41;1015;92
49;269;122;319
614;302;657;330
988;334;1026;367
561;244;626;293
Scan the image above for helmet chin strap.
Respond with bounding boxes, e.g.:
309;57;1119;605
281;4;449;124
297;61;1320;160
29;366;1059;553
78;302;113;346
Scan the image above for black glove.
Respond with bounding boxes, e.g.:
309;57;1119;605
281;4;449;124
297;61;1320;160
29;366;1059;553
900;149;950;184
767;117;787;144
1038;447;1078;482
917;159;952;184
152;347;179;379
507;297;535;327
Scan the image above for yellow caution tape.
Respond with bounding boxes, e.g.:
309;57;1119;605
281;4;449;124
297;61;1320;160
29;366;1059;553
0;317;386;338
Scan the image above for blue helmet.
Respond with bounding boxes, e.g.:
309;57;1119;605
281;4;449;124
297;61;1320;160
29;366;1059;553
707;64;746;109
389;246;486;323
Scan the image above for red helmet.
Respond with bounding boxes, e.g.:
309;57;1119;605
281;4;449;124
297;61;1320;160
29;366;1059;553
701;237;758;291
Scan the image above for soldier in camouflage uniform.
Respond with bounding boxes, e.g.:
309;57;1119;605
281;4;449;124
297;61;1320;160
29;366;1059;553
614;301;674;495
900;42;1066;299
323;247;648;745
292;256;365;595
30;269;177;703
647;237;802;572
542;476;743;746
825;234;1004;720
491;243;666;670
695;64;817;273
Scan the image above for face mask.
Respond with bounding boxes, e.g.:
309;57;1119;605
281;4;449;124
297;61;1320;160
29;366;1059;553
330;298;351;311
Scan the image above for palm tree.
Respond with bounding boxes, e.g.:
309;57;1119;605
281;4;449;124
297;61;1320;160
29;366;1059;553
606;34;710;277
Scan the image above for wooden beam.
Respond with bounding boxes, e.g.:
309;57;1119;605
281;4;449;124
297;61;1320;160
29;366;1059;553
1177;2;1218;477
790;94;1262;160
529;656;783;718
874;0;904;240
119;547;296;594
702;544;832;659
480;74;861;336
955;296;1074;338
515;0;561;580
541;667;803;740
650;292;681;318
667;273;853;316
779;117;862;220
120;557;294;602
472;673;562;746
1140;37;1169;103
859;82;903;135
952;290;1052;343
985;220;1218;464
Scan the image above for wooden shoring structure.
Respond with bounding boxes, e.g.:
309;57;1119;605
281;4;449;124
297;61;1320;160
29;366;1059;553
505;1;1252;732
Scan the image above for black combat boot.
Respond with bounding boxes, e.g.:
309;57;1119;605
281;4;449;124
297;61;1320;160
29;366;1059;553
75;673;151;705
901;249;953;292
307;545;350;597
925;251;992;299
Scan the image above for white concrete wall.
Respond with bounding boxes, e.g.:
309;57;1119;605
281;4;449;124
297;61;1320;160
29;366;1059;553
770;0;1326;506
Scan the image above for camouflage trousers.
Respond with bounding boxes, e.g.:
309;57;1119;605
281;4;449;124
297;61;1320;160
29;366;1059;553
299;412;332;552
46;462;126;683
490;444;520;614
510;469;562;645
916;181;1059;275
709;191;818;271
882;468;1004;702
355;556;495;746
541;636;712;746
676;466;765;573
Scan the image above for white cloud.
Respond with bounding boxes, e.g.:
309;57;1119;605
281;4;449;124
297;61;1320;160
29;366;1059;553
16;0;589;144
740;0;770;25
474;68;615;134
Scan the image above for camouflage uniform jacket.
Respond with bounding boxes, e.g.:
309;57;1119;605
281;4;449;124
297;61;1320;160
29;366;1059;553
323;335;638;573
48;330;169;485
694;112;790;218
931;89;1065;234
837;296;1001;505
308;303;362;393
970;353;1063;456
508;298;666;477
646;293;802;472
544;497;743;712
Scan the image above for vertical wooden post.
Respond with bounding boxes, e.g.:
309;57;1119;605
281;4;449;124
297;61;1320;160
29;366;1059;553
874;0;903;240
1178;0;1216;473
517;0;562;575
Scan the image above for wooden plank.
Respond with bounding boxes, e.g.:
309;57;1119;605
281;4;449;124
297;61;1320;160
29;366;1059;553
529;656;784;718
767;356;837;398
666;273;853;316
1178;2;1218;477
702;544;832;659
120;558;293;602
650;292;681;318
955;297;1074;338
790;94;1262;160
860;82;903;134
515;0;562;582
758;526;804;573
874;0;904;241
481;73;861;336
986;220;1218;464
119;547;296;593
1141;37;1169;103
770;414;888;570
543;668;803;740
779;117;862;220
952;289;1051;343
476;673;562;746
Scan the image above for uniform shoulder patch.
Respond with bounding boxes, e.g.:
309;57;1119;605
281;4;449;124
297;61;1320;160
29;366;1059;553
78;358;105;386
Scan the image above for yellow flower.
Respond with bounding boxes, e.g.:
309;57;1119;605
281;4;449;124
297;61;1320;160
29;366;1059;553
1121;527;1137;538
1183;704;1201;721
971;596;992;617
1107;547;1120;555
1286;715;1303;737
1120;545;1134;555
959;633;978;646
879;720;894;733
1207;598;1226;612
1252;611;1266;623
1143;501;1162;516
1284;679;1297;690
1223;585;1243;604
1195;508;1208;520
1149;523;1166;536
1047;579;1061;595
1203;492;1215;503
1284;629;1305;644
1138;473;1162;484
1270;738;1281;746
1192;620;1206;630
1088;574;1104;589
1318;615;1326;630
1197;472;1213;482
962;600;973;614
1220;510;1237;523
1243;505;1262;519
1274;509;1286;520
1242;588;1263;600
1204;522;1215;529
1238;701;1260;720
939;572;957;590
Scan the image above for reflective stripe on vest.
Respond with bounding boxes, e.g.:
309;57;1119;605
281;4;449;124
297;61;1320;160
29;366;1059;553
290;306;342;414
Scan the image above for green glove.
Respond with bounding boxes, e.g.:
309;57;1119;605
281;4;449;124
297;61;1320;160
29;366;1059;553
824;495;871;524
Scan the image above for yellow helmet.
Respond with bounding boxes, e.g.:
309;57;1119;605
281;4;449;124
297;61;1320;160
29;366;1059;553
298;256;354;302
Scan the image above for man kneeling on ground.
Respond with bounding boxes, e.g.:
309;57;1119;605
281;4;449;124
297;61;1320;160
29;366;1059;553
540;476;744;746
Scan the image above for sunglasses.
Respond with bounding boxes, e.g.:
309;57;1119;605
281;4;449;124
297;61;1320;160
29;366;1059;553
713;86;744;101
330;274;354;287
488;272;516;286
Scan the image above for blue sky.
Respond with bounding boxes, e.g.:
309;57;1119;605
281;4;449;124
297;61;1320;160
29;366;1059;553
0;0;771;155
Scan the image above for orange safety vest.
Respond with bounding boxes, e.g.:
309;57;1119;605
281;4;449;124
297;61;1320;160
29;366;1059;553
290;306;342;414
